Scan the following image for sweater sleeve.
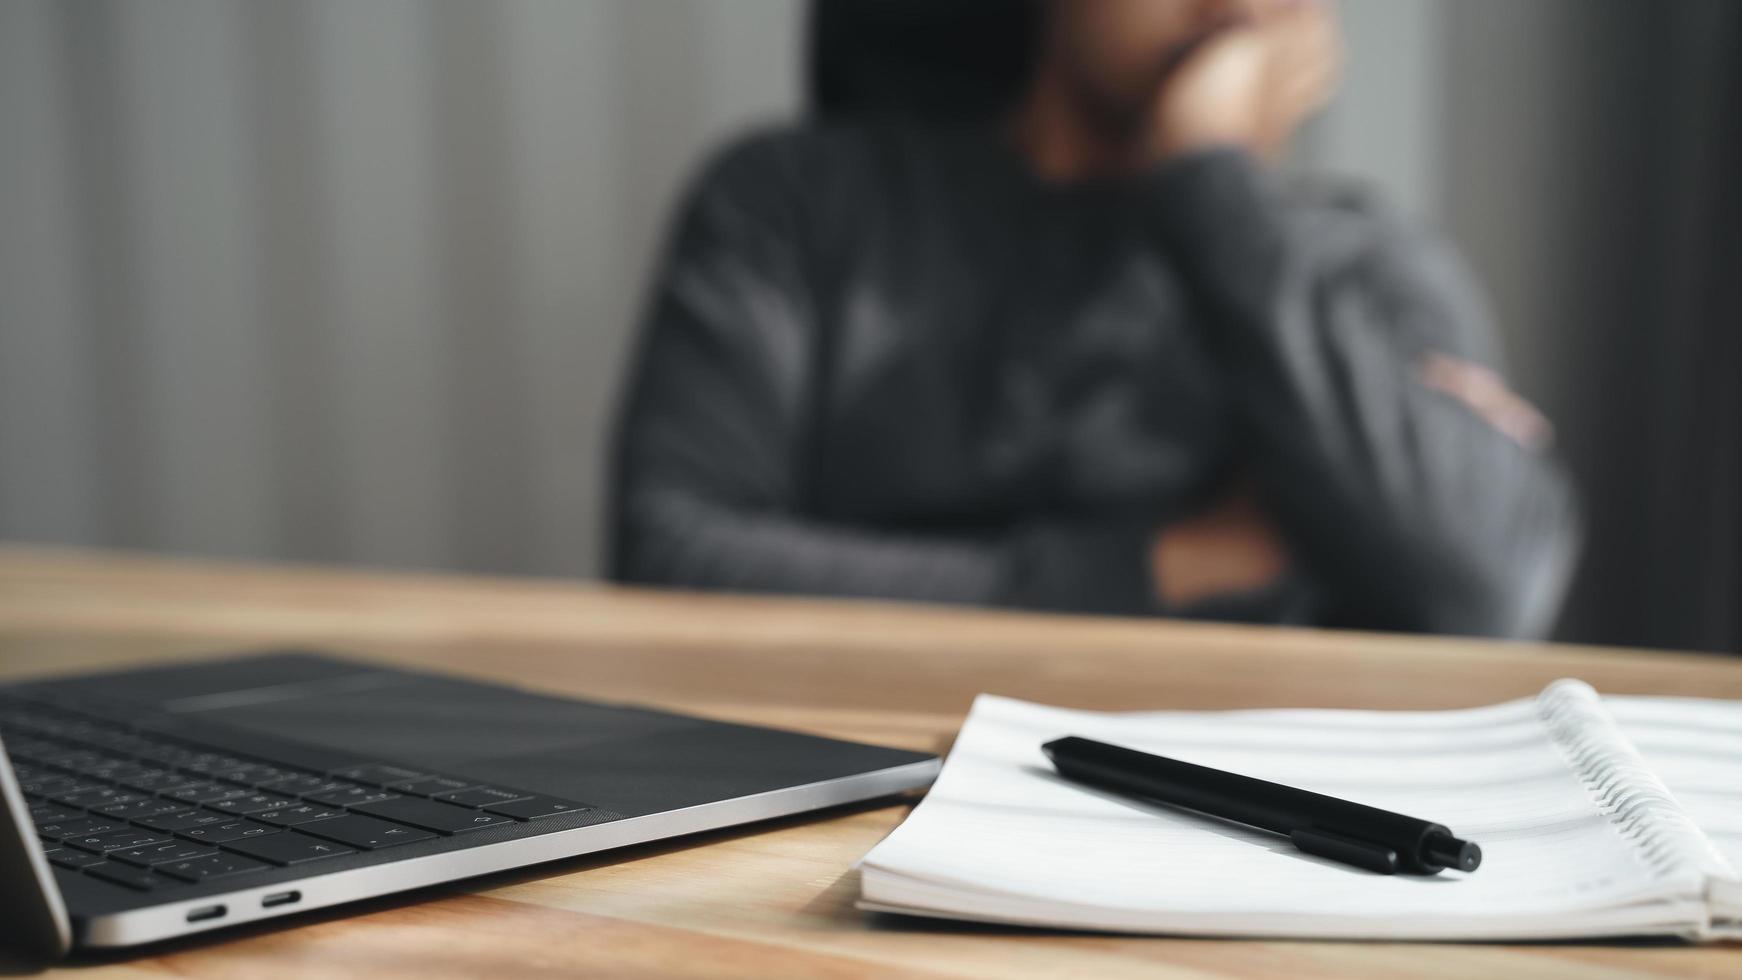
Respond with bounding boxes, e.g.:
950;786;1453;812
1143;149;1581;638
607;136;1157;614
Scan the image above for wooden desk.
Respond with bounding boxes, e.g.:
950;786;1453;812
2;545;1737;977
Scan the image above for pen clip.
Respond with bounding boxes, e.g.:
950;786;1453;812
1289;827;1399;874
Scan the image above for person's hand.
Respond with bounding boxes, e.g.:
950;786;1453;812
1149;479;1290;608
1149;0;1342;163
1418;353;1554;450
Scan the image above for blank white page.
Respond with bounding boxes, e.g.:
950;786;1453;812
860;692;1704;939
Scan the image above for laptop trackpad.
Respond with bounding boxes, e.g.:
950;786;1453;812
184;676;699;773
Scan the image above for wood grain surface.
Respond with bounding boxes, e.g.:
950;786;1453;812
1;544;1737;977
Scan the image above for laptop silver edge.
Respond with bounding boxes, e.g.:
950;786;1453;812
79;756;940;948
0;738;74;958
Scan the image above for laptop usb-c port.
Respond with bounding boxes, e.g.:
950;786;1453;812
262;891;301;909
186;905;226;923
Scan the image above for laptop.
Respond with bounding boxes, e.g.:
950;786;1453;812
0;651;939;958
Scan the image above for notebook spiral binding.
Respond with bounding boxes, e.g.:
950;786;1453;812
1536;679;1736;886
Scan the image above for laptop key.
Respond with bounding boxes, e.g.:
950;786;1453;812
50;787;146;809
115;769;204;794
133;745;208;768
30;747;106;768
208;764;287;785
87;863;173;892
432;787;532;809
46;848;107;870
110;841;218;867
97;763;162;782
156;852;269;883
252;803;344;827
177;755;249;776
209;793;300;816
93;797;194;821
389;776;473;797
255;773;347;795
177;819;280;844
331;764;427;787
298;815;435;850
136;809;233;833
167;781;253;805
30;803;87;826
482;797;594;821
352;796;514;834
5;743;66;766
222;831;355;866
304;786;400;808
37;816;128;841
17;774;82;795
66;829;170;853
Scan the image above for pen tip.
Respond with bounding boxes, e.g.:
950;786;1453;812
1459;842;1482;871
1424;832;1482;873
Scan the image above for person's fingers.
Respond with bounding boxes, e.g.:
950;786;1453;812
1270;32;1340;85
1275;52;1340;113
1149;0;1339;162
1418;354;1554;450
1177;27;1268;101
1269;20;1336;88
1259;37;1339;133
1261;8;1341;138
1257;0;1338;71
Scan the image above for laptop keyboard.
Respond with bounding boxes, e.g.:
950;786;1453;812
1;697;593;895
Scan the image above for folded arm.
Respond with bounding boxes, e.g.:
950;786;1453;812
1145;150;1581;637
608;139;1156;614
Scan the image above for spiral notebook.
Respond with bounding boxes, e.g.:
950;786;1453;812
857;681;1742;941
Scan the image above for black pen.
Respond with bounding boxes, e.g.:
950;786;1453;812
1041;736;1482;875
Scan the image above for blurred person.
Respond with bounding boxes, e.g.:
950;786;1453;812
608;0;1579;637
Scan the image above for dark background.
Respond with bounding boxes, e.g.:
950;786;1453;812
1;0;1736;652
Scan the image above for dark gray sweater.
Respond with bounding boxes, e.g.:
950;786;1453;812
609;123;1579;637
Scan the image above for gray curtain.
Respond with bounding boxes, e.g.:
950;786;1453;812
1442;0;1741;653
0;0;799;578
1608;0;1741;653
